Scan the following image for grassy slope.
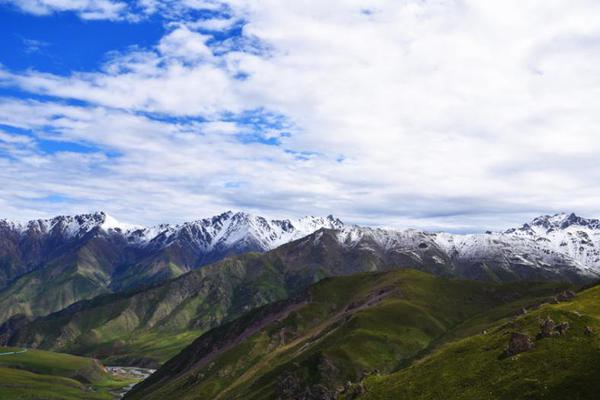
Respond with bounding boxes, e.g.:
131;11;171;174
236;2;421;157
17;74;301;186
7;253;304;366
125;270;570;400
0;346;135;399
357;284;600;400
0;239;118;323
7;228;592;367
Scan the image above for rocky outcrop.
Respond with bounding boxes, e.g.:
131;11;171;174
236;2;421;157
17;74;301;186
557;290;576;302
506;333;535;356
538;317;557;339
537;317;570;339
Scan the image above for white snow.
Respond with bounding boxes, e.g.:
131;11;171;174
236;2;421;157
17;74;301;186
100;213;141;232
333;213;600;276
5;210;600;278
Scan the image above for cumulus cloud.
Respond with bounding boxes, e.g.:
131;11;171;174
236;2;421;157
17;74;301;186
1;0;129;19
2;0;600;231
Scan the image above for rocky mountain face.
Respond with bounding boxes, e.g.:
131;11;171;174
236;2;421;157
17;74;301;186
504;212;600;270
3;214;600;367
2;211;600;364
0;211;343;322
334;212;600;283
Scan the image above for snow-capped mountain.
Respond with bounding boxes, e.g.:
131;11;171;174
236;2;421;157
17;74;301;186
331;213;600;281
2;210;600;325
505;212;600;269
0;210;345;323
3;211;343;248
126;211;344;252
0;211;345;291
0;210;343;254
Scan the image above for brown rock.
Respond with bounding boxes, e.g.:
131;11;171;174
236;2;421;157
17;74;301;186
584;326;594;336
557;290;576;302
537;317;557;339
556;322;570;335
506;333;534;356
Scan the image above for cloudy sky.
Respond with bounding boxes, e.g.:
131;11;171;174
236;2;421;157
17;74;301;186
0;0;599;232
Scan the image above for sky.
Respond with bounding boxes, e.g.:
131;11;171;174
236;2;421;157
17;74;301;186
1;0;600;232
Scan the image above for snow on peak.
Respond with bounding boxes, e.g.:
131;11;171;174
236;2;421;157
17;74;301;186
0;211;143;239
98;211;346;251
198;211;345;250
528;213;600;231
100;213;142;232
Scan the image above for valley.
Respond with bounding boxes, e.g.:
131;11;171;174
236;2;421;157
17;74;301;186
1;211;600;399
0;346;140;399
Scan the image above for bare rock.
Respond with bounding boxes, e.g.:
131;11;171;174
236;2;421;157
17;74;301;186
557;290;576;302
506;333;534;356
537;317;557;339
556;322;570;335
584;326;594;336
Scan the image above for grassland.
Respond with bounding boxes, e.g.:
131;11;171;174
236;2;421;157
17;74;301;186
126;269;571;400
0;346;137;399
357;283;600;400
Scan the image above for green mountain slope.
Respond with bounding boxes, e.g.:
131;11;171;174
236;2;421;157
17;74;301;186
0;211;344;325
4;229;587;367
0;236;122;323
0;346;135;399
356;282;600;400
3;252;297;366
124;270;571;400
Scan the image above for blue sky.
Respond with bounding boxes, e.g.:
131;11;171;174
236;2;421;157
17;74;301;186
1;0;600;232
0;9;164;73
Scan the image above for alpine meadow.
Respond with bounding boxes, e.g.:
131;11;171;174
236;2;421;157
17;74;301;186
1;1;600;399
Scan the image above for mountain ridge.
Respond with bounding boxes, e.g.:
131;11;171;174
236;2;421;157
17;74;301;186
2;210;600;326
3;218;600;367
0;210;344;323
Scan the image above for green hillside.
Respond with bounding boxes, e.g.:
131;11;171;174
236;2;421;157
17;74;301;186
0;237;121;323
356;283;600;400
125;270;571;400
0;346;136;399
7;228;586;368
4;253;295;366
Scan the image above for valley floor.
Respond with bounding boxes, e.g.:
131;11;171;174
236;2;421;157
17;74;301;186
0;347;145;399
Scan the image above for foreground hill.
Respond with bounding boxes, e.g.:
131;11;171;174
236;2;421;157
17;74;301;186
0;346;135;399
3;225;597;367
356;281;600;399
124;270;571;400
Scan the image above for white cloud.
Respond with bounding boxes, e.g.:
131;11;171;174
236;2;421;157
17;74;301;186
158;27;214;61
2;0;600;231
2;0;128;19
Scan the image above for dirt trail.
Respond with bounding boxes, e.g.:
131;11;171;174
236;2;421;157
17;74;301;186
0;348;27;356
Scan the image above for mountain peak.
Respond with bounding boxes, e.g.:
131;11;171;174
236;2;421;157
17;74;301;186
529;212;600;230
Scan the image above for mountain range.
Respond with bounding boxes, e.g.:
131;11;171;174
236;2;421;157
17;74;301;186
2;211;600;399
2;211;600;367
0;211;343;323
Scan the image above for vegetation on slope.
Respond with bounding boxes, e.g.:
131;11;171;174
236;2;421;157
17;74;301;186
356;283;600;400
0;237;123;323
6;229;582;367
3;253;298;366
0;346;135;399
124;269;570;400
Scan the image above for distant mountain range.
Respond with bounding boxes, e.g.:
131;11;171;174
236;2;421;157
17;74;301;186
0;211;343;323
2;211;600;367
1;211;600;326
